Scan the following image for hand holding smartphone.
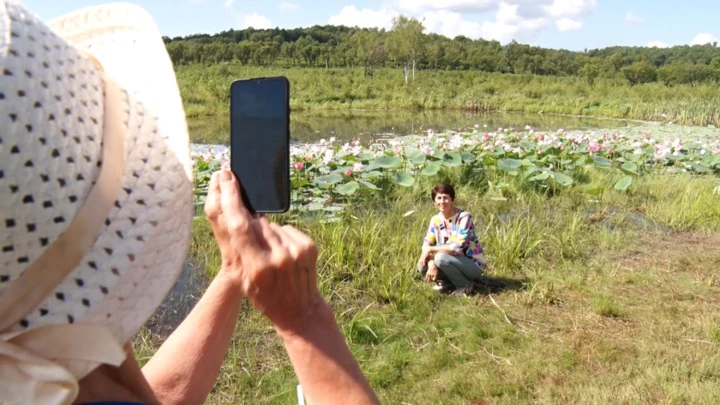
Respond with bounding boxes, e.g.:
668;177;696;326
230;77;291;214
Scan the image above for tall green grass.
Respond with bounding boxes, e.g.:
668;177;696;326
135;166;720;404
176;64;720;126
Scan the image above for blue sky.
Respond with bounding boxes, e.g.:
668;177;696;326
24;0;720;51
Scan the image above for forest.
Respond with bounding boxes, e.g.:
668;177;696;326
163;16;720;87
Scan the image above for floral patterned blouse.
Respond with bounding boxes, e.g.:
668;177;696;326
422;209;487;269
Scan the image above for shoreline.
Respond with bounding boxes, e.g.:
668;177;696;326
185;107;666;126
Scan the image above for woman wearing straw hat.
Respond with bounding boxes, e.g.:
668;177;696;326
0;1;379;404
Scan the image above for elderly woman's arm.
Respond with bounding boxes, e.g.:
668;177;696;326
140;268;380;405
137;172;250;405
142;171;380;405
138;270;245;405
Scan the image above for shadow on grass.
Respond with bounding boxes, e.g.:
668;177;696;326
472;275;529;295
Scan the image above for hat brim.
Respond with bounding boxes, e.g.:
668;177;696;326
45;4;193;377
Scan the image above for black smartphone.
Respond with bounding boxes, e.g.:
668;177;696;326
230;76;290;214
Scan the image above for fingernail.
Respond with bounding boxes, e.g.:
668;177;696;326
220;170;233;182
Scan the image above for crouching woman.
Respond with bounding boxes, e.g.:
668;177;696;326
417;184;487;296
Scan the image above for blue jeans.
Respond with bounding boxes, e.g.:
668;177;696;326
418;252;483;288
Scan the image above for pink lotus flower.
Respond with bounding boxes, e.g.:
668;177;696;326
293;161;305;171
344;169;353;176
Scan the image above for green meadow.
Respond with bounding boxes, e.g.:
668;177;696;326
176;65;720;127
134;110;720;404
133;17;720;401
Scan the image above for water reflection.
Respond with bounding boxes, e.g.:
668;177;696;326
144;258;207;337
189;110;641;145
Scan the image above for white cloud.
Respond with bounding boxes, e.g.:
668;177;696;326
223;0;234;7
279;2;299;11
328;5;398;29
542;0;596;18
397;0;596;19
480;19;522;42
422;10;483;39
482;2;550;43
398;0;498;13
239;13;273;29
647;40;669;48
690;33;719;46
480;2;548;42
330;0;595;44
556;18;582;32
624;11;644;25
419;2;549;43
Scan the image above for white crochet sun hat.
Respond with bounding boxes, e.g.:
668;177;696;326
0;1;193;403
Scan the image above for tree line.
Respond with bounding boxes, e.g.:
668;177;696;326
163;16;720;86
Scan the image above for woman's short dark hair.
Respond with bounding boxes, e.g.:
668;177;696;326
431;183;455;201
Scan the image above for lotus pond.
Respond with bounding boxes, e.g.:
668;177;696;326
142;118;720;405
191;123;720;217
188;110;643;145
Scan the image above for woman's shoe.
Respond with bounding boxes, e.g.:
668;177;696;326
450;286;474;297
432;280;454;294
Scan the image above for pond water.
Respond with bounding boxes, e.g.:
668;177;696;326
189;110;643;145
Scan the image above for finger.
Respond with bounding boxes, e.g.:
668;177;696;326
282;225;318;292
267;220;285;246
276;224;299;251
253;217;282;253
218;170;253;236
282;225;317;266
204;171;222;221
274;226;310;308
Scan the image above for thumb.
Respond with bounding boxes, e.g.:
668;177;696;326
219;170;252;225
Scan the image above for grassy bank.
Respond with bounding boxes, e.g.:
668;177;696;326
135;164;720;403
176;64;720;127
163;127;719;403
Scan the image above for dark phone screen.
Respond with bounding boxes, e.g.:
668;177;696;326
230;78;290;213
